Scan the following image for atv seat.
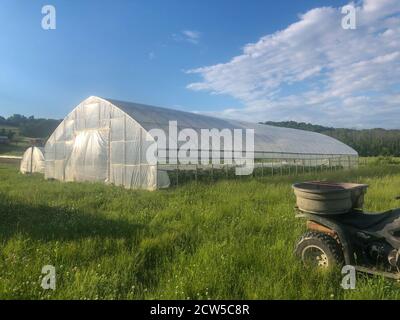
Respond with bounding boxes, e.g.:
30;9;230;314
332;209;400;230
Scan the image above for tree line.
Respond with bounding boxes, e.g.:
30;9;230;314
262;121;400;157
0;114;398;156
0;114;61;139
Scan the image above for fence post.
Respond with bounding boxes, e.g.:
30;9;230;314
176;162;179;186
272;160;274;176
261;162;264;177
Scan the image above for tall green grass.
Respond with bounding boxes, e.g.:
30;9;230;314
0;163;400;299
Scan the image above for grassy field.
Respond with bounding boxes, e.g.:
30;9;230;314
0;143;29;156
0;124;19;133
0;125;30;156
1;162;400;299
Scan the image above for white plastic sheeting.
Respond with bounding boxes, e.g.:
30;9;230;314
109;98;358;156
64;130;109;182
45;96;358;190
45;96;170;190
20;147;45;174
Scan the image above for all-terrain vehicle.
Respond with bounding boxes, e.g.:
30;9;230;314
293;181;400;279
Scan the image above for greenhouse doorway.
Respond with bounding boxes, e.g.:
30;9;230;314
65;129;109;182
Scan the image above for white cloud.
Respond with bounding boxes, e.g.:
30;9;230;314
186;0;400;128
173;30;201;45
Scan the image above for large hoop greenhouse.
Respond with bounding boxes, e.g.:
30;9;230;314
44;96;358;190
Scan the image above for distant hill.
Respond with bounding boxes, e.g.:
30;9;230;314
0;114;61;139
262;121;400;157
1;114;398;157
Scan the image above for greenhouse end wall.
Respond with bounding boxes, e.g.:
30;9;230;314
44;97;170;190
20;146;45;174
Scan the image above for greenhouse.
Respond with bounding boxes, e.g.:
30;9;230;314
44;96;358;190
20;146;45;174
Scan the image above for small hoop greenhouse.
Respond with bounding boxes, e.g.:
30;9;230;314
20;146;45;174
44;96;358;190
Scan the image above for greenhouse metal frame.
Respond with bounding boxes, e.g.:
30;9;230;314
44;96;358;190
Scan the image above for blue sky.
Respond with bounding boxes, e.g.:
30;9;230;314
0;0;399;128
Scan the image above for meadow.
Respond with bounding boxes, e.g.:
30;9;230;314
0;125;31;156
1;161;400;299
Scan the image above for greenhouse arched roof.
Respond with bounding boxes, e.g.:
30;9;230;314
106;97;358;156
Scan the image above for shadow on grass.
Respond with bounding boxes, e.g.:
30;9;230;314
0;192;198;294
0;193;145;243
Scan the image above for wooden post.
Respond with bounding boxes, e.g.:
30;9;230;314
107;108;111;183
123;114;126;187
261;162;264;177
176;162;179;186
30;146;33;173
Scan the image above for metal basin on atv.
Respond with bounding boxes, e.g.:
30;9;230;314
292;181;368;215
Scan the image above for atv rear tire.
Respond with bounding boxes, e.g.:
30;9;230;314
295;231;344;269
